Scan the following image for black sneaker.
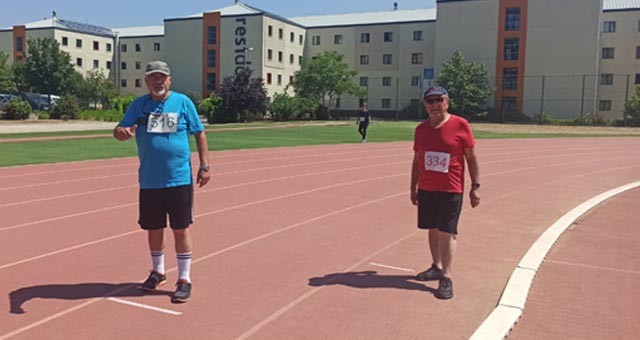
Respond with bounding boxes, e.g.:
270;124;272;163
415;264;444;281
172;279;192;303
140;270;167;292
435;277;454;299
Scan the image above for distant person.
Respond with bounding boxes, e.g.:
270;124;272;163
357;102;372;143
113;60;211;303
410;86;480;299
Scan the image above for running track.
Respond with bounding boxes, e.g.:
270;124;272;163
1;137;639;339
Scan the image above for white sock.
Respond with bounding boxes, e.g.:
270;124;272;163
177;252;192;282
151;250;165;274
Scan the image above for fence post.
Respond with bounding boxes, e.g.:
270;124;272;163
395;77;399;121
580;74;585;124
624;74;630;126
539;75;545;125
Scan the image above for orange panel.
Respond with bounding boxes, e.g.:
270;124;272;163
495;0;527;113
202;12;221;98
12;26;26;63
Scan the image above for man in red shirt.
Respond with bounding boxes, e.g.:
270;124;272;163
410;86;480;299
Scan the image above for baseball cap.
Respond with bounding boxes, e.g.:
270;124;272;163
423;86;448;98
145;61;171;75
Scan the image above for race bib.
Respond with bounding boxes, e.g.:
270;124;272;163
147;113;178;133
425;151;450;173
359;117;366;122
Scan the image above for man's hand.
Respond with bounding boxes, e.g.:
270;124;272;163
410;190;418;206
470;188;480;208
197;168;211;188
113;125;137;141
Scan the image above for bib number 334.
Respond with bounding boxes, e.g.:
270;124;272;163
147;113;178;133
425;151;450;173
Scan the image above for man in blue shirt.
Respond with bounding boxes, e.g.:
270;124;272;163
113;60;210;303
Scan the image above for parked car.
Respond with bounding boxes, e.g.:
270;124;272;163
0;94;18;111
41;94;61;107
19;92;50;111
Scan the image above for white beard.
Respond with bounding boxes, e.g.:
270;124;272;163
152;88;166;97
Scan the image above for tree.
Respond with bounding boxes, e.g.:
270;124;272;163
268;90;318;121
217;68;267;123
623;86;640;126
80;70;117;109
0;51;16;93
11;62;29;92
23;37;75;96
198;93;223;124
292;51;364;117
436;50;493;119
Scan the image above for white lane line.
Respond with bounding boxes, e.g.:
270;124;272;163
0;173;134;191
106;298;182;315
368;262;415;273
545;259;640;276
0;191;406;339
0;185;136;208
470;181;640;340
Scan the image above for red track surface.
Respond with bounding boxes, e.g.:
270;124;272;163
1;138;639;339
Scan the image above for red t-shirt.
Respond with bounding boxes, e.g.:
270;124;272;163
413;114;475;193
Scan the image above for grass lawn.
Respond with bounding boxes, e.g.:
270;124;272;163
1;121;639;167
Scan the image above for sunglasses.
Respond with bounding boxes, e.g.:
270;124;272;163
424;97;445;104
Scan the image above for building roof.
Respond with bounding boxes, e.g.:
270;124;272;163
289;8;437;28
166;2;304;28
2;16;114;37
113;25;164;38
603;0;640;10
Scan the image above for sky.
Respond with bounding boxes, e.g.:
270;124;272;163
1;0;437;29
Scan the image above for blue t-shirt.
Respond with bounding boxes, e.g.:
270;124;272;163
119;91;204;189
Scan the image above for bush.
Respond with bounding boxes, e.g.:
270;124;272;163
38;112;50;120
4;99;31;120
52;95;81;119
267;93;318;121
198;94;223;123
111;94;137;113
78;109;124;122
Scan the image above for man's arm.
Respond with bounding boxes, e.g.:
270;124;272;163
410;151;419;205
113;124;137;141
195;131;211;187
464;147;480;207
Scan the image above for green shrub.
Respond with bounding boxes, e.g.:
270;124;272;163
5;99;31;120
52;95;81;119
111;94;137;113
199;94;223;123
78;109;124;122
38;112;50;120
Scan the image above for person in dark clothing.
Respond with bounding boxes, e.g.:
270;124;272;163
357;103;372;143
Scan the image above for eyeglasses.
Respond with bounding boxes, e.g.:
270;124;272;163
424;97;445;104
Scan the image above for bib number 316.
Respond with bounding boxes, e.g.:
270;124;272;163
147;113;178;133
425;151;450;173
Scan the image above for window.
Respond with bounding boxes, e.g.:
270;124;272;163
359;98;366;108
15;37;23;52
290;32;295;42
505;8;521;31
299;34;303;45
635;73;640;85
93;59;99;69
135;61;141;70
381;99;391;108
360;55;369;65
411;53;423;64
206;73;216;91
636;46;640;59
361;33;370;43
603;21;616;33
289;76;294;84
504;38;519;60
154;43;161;51
598;100;612;111
62;37;68;46
93;41;99;51
135;44;141;52
384;32;393;42
360;77;368;87
503;68;518;90
638;20;640;32
277;74;282;85
121;44;127;52
268;25;273;37
278;51;283;63
312;36;321;45
207;50;216;67
135;79;141;88
501;97;517;113
600;73;613;85
299;56;303;65
334;34;342;45
382;77;392;86
411;76;420;86
76;39;82;48
290;54;294;64
267;73;272;85
268;49;273;60
121;79;127;88
207;26;217;44
279;28;283;39
76;58;82;67
413;30;422;41
602;47;614;59
106;61;111;69
107;43;112;52
121;62;127;70
383;54;393;65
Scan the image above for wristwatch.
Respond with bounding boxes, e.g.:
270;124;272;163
471;183;480;190
199;164;211;172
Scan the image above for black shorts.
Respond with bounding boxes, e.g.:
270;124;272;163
417;190;463;235
139;184;194;230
